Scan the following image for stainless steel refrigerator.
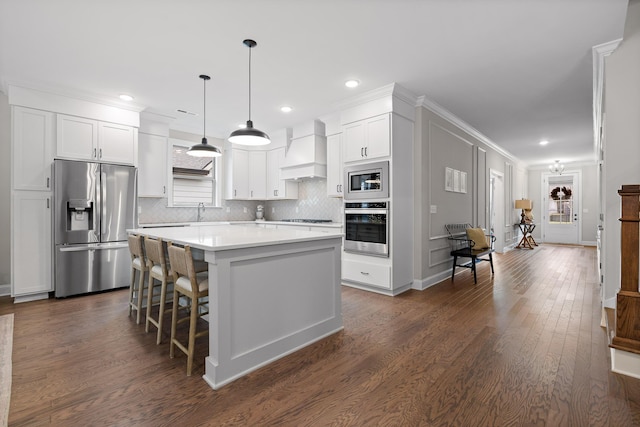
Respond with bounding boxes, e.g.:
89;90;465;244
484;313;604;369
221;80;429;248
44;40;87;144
54;159;137;297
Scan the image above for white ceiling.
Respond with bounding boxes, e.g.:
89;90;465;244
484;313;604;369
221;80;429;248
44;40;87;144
0;0;628;167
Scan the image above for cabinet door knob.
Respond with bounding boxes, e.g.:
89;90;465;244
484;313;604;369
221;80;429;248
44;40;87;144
93;148;97;158
360;147;364;157
47;198;50;209
234;189;237;197
251;190;253;197
360;271;370;275
47;177;50;188
163;185;166;194
364;147;368;157
99;148;102;159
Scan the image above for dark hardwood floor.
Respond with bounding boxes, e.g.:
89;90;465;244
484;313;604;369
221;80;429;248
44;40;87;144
2;244;640;426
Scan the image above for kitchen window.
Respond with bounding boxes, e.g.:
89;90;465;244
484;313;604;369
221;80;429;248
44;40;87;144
167;139;221;207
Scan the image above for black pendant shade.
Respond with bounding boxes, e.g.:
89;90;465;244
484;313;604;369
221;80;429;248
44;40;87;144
228;39;270;146
188;74;222;157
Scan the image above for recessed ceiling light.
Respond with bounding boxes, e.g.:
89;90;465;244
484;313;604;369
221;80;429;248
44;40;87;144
345;80;360;88
539;140;549;146
238;123;247;129
280;106;293;113
119;94;134;101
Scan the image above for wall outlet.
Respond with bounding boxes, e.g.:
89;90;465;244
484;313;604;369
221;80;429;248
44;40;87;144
243;207;247;213
430;205;437;214
272;207;275;213
295;207;299;213
138;206;142;214
226;206;230;213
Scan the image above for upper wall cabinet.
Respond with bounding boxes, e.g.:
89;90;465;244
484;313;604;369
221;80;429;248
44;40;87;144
326;133;343;197
267;147;298;200
56;114;136;165
12;106;54;191
138;133;167;197
342;114;390;163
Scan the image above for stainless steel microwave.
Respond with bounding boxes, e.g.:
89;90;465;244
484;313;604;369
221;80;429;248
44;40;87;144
344;161;389;200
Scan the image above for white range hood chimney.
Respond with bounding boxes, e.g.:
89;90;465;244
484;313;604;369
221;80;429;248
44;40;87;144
280;119;327;180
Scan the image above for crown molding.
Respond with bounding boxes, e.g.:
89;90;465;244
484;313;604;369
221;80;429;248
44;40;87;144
416;95;525;168
334;82;418;112
2;78;146;113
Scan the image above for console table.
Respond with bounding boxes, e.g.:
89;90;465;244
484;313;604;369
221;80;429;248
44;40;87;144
516;223;537;249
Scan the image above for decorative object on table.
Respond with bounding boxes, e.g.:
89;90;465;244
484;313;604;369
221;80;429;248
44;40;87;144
187;75;222;157
228;39;271;146
549;160;564;175
515;199;532;224
256;205;264;221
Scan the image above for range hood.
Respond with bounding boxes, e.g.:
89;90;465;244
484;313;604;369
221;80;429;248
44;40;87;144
280;120;327;180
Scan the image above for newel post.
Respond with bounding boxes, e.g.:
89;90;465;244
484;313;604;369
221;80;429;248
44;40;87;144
611;185;640;354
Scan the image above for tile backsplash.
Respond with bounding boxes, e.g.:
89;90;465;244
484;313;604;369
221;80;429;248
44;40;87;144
138;179;343;224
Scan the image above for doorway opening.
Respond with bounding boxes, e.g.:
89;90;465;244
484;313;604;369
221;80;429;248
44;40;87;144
489;169;505;252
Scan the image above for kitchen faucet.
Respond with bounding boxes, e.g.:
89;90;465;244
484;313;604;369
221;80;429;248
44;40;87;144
197;202;205;222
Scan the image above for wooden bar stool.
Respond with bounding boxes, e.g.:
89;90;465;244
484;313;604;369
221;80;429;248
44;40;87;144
167;243;209;376
144;237;174;344
127;234;149;324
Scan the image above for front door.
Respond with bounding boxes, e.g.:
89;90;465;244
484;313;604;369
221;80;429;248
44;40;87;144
543;172;580;244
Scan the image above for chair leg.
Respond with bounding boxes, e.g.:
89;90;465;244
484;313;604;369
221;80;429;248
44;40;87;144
170;289;179;359
451;255;457;282
145;274;155;333
128;266;135;316
472;256;477;284
136;268;146;324
489;253;494;274
156;278;167;345
186;295;198;376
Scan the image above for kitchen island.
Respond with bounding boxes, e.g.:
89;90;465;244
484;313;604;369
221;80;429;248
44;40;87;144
128;224;343;389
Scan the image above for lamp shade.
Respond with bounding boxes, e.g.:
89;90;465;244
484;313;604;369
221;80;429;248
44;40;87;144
515;199;532;210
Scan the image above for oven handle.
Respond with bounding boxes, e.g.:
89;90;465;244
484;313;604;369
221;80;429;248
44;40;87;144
345;209;388;215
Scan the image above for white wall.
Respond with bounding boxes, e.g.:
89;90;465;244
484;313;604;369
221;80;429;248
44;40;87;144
602;0;640;306
0;93;10;289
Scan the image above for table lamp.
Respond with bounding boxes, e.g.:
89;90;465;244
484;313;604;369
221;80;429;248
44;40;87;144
515;199;532;224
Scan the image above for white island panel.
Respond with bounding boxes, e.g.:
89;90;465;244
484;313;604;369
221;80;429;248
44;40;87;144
205;238;342;389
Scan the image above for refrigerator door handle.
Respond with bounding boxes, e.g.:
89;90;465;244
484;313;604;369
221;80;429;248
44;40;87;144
58;242;129;252
100;168;107;240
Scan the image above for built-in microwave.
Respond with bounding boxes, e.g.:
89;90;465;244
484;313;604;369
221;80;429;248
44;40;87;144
344;161;389;200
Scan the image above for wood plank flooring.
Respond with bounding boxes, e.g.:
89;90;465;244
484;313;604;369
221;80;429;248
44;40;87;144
2;244;640;426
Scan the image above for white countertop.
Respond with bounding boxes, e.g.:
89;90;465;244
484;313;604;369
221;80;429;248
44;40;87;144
138;220;343;229
129;224;342;252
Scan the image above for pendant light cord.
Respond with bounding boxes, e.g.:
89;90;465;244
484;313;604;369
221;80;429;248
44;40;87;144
203;77;206;137
248;44;252;122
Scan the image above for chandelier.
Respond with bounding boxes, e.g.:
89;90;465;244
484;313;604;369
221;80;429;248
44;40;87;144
549;160;564;175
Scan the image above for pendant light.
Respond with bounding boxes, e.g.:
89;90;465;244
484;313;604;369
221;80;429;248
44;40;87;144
187;74;222;157
228;39;271;146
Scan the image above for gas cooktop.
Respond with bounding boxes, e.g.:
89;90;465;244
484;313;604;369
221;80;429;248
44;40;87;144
280;219;333;223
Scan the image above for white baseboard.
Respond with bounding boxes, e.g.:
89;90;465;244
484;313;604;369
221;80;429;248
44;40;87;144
412;270;451;291
611;348;640;380
0;284;10;297
581;240;597;246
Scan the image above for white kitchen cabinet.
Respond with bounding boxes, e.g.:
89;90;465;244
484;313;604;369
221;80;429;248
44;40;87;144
225;148;249;199
98;121;136;164
225;149;268;200
248;151;267;199
12;106;54;191
12;191;53;297
267;147;298;200
326;133;343;197
342;113;390;163
56;114;136;165
342;254;391;289
138;133;167;197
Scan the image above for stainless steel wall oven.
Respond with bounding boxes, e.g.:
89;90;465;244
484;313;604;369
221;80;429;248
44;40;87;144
344;201;389;257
